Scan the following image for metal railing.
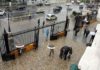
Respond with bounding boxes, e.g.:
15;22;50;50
11;21;65;36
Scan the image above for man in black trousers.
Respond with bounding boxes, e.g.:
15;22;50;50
59;46;72;60
74;26;80;36
84;25;90;38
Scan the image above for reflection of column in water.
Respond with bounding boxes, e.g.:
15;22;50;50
28;32;31;44
24;34;27;44
0;19;3;37
24;33;28;44
15;35;20;44
56;25;59;33
30;31;32;43
46;28;49;41
23;34;26;44
48;27;51;41
57;24;59;32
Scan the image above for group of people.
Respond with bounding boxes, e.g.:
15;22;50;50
73;13;90;36
73;12;96;44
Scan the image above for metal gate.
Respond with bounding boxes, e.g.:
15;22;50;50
0;20;67;58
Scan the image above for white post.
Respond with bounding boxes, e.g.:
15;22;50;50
9;2;12;12
9;2;12;7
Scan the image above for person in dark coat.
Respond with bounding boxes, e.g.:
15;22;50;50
63;48;69;60
63;46;72;60
59;46;72;60
73;15;81;36
90;35;95;43
59;47;64;59
84;29;90;38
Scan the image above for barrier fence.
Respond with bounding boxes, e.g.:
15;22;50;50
0;20;67;61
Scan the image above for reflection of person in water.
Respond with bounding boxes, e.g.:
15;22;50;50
44;28;49;41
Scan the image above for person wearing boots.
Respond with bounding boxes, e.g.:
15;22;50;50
89;31;96;43
74;26;80;36
83;25;90;38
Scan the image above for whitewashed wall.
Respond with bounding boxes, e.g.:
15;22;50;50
78;24;100;70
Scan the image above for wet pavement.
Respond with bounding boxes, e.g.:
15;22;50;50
0;19;97;70
0;36;86;70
